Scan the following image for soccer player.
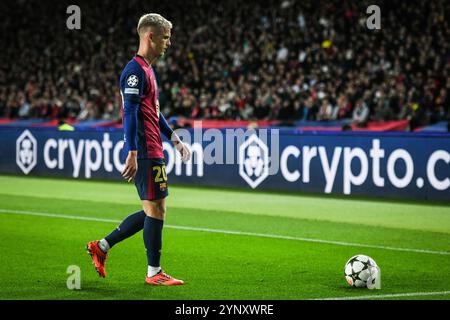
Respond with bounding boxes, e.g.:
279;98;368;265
87;13;191;286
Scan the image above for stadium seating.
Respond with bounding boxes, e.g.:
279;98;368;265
0;0;448;132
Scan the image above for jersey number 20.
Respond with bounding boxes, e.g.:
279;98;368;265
153;165;167;183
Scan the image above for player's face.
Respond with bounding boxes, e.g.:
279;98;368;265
153;28;171;57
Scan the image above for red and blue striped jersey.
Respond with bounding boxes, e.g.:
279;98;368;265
119;55;164;159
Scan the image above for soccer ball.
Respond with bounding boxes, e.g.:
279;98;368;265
344;254;378;288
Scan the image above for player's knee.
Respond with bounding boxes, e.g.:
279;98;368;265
155;203;166;220
143;201;166;220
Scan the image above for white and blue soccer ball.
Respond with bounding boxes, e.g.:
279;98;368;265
344;254;379;289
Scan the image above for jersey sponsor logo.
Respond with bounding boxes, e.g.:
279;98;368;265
127;75;139;87
124;88;139;95
16;130;37;175
239;134;269;189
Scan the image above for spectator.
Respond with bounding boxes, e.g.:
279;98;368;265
316;99;336;121
335;94;352;119
352;99;370;128
373;99;395;122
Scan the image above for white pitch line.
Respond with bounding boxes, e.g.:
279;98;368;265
315;290;450;300
0;209;450;256
0;209;121;224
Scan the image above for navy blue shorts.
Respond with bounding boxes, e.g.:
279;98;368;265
134;158;169;201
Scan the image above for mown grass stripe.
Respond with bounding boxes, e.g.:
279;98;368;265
1;208;449;256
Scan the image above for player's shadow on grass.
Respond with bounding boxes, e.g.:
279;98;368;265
77;281;128;298
79;280;163;299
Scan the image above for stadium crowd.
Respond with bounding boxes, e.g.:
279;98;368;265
1;0;449;131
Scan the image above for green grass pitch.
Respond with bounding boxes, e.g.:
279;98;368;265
0;175;449;300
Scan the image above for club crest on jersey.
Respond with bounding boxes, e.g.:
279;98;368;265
127;75;139;87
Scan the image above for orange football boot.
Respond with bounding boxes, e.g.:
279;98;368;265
86;240;108;278
145;270;184;286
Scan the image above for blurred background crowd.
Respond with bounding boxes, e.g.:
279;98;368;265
0;0;449;130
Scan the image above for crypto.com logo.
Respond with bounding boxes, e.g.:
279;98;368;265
239;134;269;189
16;130;37;174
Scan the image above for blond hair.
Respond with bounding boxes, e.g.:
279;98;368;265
137;13;172;37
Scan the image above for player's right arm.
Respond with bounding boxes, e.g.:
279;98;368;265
122;100;138;182
159;112;191;162
120;63;146;182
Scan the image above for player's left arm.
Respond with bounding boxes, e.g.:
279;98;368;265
159;112;191;162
